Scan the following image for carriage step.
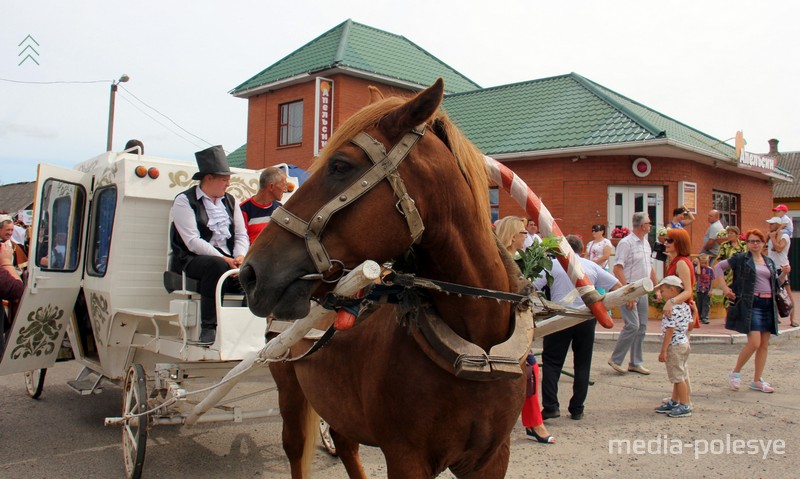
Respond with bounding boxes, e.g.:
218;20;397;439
67;379;104;395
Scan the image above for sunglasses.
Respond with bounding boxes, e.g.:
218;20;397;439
664;238;675;244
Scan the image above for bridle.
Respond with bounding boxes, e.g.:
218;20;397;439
270;124;427;280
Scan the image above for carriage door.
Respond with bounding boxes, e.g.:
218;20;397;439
607;186;664;277
0;165;92;375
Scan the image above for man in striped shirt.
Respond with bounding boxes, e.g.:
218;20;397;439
241;167;288;244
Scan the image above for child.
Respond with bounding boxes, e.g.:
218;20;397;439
773;204;793;238
694;254;715;324
654;276;693;418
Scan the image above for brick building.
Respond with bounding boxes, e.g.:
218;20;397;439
229;19;792;252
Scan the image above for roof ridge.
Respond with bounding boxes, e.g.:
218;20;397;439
444;73;572;98
229;19;351;94
569;73;665;139
333;19;353;63
575;74;737;156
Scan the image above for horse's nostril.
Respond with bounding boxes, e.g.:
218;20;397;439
238;263;256;293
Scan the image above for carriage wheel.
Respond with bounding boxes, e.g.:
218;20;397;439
24;368;47;399
122;364;148;479
319;419;337;456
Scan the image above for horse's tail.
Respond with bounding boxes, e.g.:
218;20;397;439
301;405;320;476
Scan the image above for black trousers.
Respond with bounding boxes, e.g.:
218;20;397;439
183;255;241;330
541;318;596;415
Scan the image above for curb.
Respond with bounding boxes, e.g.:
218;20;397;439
595;325;800;345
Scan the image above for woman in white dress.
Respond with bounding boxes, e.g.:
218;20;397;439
585;224;613;270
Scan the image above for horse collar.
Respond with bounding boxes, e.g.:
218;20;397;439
411;305;534;381
270;125;427;275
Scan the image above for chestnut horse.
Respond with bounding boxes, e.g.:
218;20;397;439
240;79;529;478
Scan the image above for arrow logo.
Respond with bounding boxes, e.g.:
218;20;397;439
18;34;40;66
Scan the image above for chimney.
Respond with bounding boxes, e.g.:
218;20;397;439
768;138;779;156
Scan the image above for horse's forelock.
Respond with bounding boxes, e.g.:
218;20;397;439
309;94;492;236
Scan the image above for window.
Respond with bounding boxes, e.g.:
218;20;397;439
279;100;303;146
35;179;87;271
87;186;117;276
489;187;499;223
712;190;739;228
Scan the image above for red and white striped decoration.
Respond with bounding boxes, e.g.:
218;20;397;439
484;155;614;328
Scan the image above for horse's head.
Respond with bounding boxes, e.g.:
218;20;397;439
241;79;493;319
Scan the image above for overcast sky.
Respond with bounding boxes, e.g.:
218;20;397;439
1;0;798;185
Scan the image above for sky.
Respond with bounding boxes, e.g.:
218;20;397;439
1;0;798;185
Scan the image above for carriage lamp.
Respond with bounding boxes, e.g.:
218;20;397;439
134;165;148;178
148;167;160;179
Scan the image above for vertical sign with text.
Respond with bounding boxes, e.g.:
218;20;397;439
314;78;334;156
678;181;697;214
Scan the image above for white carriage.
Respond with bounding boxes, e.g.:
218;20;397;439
0;147;323;478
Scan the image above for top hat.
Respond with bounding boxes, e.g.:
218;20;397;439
192;145;231;180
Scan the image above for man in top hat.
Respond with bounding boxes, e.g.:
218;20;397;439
170;146;249;345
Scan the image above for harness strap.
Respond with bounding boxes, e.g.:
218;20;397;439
271;125;427;273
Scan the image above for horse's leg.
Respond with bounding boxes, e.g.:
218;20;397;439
329;428;367;479
453;436;511;479
270;361;317;479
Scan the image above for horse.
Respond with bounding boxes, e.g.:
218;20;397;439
239;79;533;479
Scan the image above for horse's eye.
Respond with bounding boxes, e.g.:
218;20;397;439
328;158;354;176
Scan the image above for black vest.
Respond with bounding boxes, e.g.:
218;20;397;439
170;185;236;272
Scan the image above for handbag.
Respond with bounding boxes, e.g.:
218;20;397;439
776;283;793;318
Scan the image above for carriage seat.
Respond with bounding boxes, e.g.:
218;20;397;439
163;271;200;295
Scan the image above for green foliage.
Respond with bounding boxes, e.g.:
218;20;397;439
517;236;564;289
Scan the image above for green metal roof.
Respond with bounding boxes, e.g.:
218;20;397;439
231;19;480;96
441;73;737;159
226;143;247;169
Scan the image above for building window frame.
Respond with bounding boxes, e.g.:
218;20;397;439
279;100;303;146
712;190;739;228
489;186;500;224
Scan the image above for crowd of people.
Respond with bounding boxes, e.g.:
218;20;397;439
496;201;794;443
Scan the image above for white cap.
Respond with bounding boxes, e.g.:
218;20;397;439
655;275;683;290
0;214;13;224
766;216;783;224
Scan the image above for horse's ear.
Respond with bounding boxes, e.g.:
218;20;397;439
367;85;384;104
378;78;444;139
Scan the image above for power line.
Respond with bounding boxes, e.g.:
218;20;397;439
116;93;206;150
0;77;111;84
119;85;217;150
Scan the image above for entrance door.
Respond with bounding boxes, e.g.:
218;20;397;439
608;186;664;235
607;186;664;277
0;165;92;375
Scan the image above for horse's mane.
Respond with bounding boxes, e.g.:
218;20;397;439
311;96;493;235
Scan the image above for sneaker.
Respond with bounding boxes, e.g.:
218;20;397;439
750;379;775;393
727;371;741;391
628;365;651;375
667;403;692;418
608;359;626;374
198;328;216;345
655;400;679;414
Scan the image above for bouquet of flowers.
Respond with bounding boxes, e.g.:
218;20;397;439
611;226;630;239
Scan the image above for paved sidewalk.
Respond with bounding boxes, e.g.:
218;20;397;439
595;291;800;344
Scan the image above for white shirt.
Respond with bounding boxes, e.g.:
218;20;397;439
768;232;791;267
171;187;249;258
586;238;613;269
614;232;652;282
523;233;542;250
534;257;619;309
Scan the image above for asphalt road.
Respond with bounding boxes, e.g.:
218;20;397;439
2;338;798;479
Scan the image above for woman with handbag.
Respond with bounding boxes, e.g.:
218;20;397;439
713;229;789;393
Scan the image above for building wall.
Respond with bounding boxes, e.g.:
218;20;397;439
499;155;774;252
245;74;415;171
